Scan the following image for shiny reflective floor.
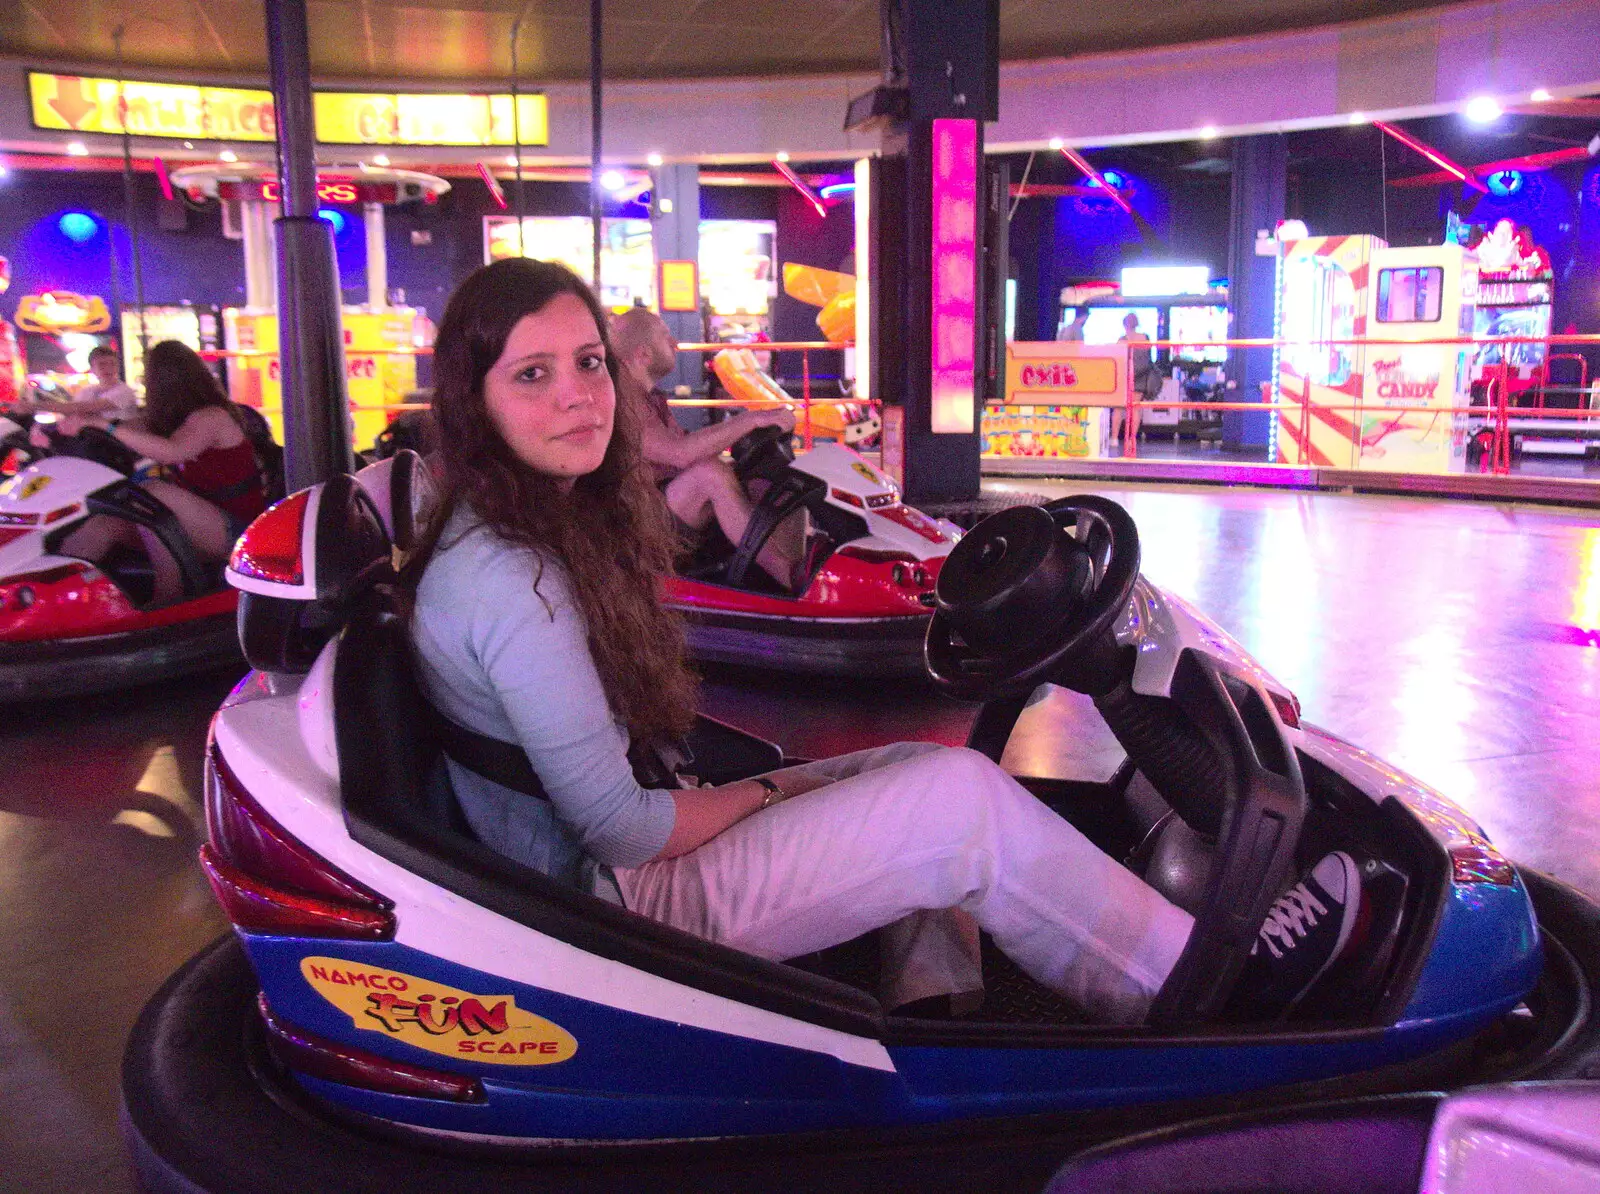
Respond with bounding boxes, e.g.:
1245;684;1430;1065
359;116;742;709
4;482;1599;1191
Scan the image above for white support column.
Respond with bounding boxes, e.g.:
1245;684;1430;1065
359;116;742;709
364;202;388;311
241;199;278;309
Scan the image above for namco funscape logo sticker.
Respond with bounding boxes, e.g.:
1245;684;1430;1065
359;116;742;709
301;957;578;1066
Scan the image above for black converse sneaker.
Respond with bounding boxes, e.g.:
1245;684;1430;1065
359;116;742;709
1232;851;1363;1020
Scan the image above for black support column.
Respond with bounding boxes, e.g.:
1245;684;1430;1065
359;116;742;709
1224;133;1288;451
267;0;352;488
865;0;999;505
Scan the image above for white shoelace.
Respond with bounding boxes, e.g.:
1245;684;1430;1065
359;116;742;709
1255;882;1329;960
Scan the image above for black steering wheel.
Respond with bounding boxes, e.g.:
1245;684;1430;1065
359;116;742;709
729;422;796;483
46;423;143;475
937;495;1312;1028
926;496;1141;701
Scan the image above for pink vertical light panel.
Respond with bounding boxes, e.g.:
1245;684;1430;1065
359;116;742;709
930;117;978;434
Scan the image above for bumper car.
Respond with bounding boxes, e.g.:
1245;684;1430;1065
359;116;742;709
0;417;243;701
360;414;941;678
667;426;958;677
121;477;1600;1193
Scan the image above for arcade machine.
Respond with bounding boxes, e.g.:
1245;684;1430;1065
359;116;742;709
484;215;657;310
699;219;778;345
1274;234;1474;473
1058;267;1231;441
1453;217;1599;466
119;304;219;391
171;162;445;449
1463;217;1554;403
707;263;877;446
12;290;116;399
483;214;779;343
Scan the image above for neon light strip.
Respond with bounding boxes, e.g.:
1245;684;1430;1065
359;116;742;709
153;157;174;202
1269;241;1284;461
853;158;872;403
1372;121;1490;194
475;162;507;209
1057;145;1136;217
772;159;827;218
930;118;978;435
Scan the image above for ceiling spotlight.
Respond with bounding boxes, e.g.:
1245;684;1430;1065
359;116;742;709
182;140;194;150
372;153;390;167
219;148;239;163
1464;96;1503;124
505;155;517;167
1530;88;1553;103
1047;137;1064;150
0;166;9;180
775;150;791;163
65;141;89;157
599;169;626;191
1348;111;1367;125
646;151;663;167
1199;125;1218;139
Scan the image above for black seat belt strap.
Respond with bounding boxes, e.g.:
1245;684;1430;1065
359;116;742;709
429;708;550;801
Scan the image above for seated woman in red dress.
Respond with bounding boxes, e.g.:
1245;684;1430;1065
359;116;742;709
56;340;268;606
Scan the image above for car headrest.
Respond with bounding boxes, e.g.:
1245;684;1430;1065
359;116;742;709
225;473;394;673
353;449;439;555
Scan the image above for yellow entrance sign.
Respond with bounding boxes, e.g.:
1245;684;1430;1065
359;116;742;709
1003;343;1125;407
29;73;276;140
29;72;549;148
314;92;548;147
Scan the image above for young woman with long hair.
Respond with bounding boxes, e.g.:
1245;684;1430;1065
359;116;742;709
55;340;268;605
408;258;1363;1022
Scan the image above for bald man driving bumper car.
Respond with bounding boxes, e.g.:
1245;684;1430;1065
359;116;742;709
610;308;803;591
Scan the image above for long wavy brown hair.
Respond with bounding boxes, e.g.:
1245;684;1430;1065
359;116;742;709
415;258;696;745
143;339;236;437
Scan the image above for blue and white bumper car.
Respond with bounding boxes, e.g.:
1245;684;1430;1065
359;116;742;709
123;459;1600;1192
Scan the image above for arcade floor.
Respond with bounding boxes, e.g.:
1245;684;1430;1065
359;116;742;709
3;481;1599;1193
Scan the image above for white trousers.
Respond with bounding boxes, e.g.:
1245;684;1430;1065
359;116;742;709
614;743;1194;1025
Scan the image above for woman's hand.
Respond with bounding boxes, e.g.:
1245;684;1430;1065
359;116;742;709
651;762;830;860
55;414;96;437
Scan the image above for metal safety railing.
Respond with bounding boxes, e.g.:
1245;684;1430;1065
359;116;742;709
184;333;1600;482
207;340;864;441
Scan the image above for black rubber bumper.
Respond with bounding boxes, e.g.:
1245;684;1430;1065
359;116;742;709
679;608;932;678
0;613;242;702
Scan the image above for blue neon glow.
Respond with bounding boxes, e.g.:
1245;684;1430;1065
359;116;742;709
1083;170;1126;191
57;211;98;243
1486;170;1524;198
317;208;346;234
819;181;856;201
